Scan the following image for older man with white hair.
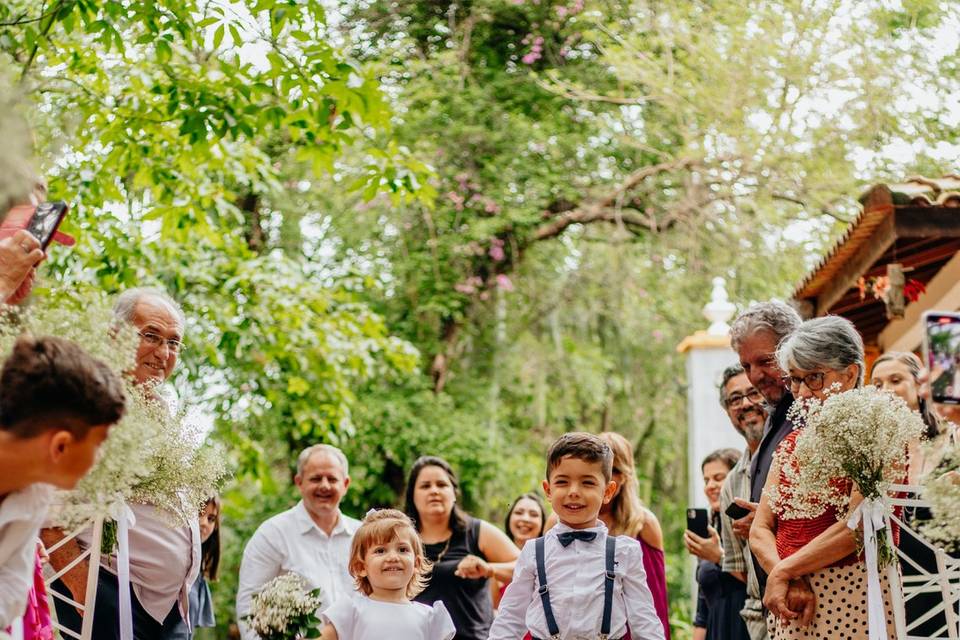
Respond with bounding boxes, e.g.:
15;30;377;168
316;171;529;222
237;444;360;640
43;287;200;640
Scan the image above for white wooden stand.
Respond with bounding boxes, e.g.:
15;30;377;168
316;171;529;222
44;517;104;640
886;484;960;640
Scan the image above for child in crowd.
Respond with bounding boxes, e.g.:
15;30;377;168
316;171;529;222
321;509;455;640
189;496;221;632
489;432;666;640
0;336;126;631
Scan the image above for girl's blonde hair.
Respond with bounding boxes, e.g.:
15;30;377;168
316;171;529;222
599;432;646;537
348;509;432;599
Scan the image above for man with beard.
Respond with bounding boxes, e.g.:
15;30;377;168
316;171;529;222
236;444;359;640
717;365;768;640
727;302;802;606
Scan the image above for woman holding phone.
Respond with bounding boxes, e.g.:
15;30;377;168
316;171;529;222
685;448;747;640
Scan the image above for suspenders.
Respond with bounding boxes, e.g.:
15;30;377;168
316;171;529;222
534;534;617;640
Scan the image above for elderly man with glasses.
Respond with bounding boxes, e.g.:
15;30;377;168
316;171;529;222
43;287;200;640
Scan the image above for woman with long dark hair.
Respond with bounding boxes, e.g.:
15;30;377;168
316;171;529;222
189;496;220;631
404;456;518;640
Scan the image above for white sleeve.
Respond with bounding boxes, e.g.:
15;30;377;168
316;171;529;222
429;600;456;640
487;541;533;640
620;539;666;640
321;596;357;639
236;523;285;640
0;536;35;629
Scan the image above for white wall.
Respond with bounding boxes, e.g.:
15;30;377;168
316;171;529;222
685;345;747;507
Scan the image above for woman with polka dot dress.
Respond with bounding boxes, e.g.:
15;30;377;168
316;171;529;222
749;317;897;640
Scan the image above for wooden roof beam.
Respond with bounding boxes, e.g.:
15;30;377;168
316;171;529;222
816;214;896;315
895;208;960;238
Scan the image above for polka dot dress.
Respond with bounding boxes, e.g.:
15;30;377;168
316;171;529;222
767;563;897;640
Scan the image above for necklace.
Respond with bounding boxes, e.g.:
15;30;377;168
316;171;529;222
432;535;453;563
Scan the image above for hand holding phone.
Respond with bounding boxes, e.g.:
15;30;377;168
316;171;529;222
686;508;710;538
724;501;751;520
0;230;43;303
922;311;960;405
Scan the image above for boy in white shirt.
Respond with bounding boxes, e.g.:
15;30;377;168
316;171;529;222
489;432;666;640
0;336;126;629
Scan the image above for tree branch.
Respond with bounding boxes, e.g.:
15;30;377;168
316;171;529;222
532;156;706;241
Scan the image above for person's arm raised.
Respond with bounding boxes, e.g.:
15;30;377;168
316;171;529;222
0;230;43;303
455;520;518;583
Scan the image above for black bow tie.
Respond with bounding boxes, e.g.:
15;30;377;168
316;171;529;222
557;530;598;547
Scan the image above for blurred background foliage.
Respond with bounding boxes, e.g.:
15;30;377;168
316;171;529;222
2;0;959;636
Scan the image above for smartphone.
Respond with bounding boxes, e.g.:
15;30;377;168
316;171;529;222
923;311;960;405
26;201;69;250
724;501;751;520
686;508;709;538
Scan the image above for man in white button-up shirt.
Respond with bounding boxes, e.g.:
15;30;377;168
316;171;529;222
237;444;360;640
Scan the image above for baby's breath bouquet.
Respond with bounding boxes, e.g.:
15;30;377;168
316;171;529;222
920;445;960;551
769;386;926;565
243;573;324;640
0;286;228;531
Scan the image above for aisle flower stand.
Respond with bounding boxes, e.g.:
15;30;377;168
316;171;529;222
886;483;960;640
44;517;104;640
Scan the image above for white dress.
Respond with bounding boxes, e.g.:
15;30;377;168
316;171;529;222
322;594;456;640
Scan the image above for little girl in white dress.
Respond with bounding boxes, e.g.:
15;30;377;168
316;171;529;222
321;509;455;640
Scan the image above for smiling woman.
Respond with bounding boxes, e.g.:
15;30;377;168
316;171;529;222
403;456;519;640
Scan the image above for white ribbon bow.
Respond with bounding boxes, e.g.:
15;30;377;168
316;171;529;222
108;501;137;640
847;498;888;640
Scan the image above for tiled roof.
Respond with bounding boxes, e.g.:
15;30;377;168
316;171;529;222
882;175;960;206
794;175;960;301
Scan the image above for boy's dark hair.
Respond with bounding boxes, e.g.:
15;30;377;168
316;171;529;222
0;335;126;439
546;432;614;482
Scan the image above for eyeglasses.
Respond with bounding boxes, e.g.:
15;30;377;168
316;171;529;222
138;331;185;353
788;371;826;391
725;388;763;408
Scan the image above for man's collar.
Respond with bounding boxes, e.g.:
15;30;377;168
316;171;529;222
294;500;356;536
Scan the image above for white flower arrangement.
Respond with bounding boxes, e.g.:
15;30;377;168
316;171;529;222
243;573;324;640
767;386;926;564
0;286;228;530
920;444;960;551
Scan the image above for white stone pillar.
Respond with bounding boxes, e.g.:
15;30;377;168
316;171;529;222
677;278;744;508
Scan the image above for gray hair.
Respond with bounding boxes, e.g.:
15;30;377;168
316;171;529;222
719;363;745;409
113;287;186;328
296;444;349;477
729;301;802;352
776;316;865;386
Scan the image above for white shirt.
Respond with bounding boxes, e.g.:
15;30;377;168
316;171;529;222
489;521;666;640
75;502;201;624
322;594;456;640
236;502;361;640
0;484;54;629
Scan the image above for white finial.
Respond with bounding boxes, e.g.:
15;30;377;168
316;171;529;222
704;277;735;336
